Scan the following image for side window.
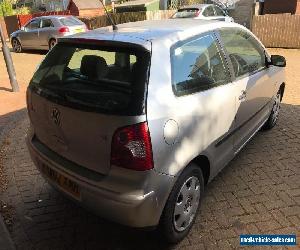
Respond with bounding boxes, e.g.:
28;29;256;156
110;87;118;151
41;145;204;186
171;34;230;96
25;19;40;30
41;19;53;28
203;6;215;17
219;29;266;78
214;6;226;16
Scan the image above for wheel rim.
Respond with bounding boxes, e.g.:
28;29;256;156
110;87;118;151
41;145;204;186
13;40;21;52
173;176;200;232
272;92;281;125
50;40;56;49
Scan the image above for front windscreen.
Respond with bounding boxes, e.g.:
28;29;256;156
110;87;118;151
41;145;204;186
172;8;201;18
29;42;151;115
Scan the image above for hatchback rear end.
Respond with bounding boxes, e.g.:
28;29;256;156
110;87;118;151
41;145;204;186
55;16;88;36
26;38;175;227
49;16;88;49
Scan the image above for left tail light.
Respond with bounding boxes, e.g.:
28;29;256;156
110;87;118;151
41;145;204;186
59;27;70;33
111;122;154;171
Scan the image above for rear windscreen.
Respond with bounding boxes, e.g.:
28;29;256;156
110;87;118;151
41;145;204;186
172;8;200;18
29;42;151;115
59;17;83;26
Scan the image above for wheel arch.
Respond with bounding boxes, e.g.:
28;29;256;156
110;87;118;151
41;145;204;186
190;155;210;185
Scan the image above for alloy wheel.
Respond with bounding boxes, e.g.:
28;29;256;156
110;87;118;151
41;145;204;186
173;176;200;232
12;39;21;53
49;40;56;50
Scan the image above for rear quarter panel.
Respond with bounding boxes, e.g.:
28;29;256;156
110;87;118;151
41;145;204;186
147;36;236;177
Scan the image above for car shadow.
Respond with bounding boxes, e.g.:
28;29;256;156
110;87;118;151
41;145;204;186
9;48;48;55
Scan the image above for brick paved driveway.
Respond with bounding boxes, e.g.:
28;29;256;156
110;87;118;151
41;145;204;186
0;49;299;250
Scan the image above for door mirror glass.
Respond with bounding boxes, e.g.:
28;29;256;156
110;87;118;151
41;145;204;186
270;55;286;67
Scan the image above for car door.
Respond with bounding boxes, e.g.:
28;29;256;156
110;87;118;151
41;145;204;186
19;18;40;48
38;18;55;49
167;32;236;176
218;28;275;153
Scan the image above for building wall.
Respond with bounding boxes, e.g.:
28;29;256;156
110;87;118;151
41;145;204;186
263;0;299;15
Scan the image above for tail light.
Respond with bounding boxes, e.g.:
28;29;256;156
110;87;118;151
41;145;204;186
111;122;154;171
195;10;200;17
59;27;70;33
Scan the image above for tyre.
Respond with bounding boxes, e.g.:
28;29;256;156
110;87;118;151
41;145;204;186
11;38;22;53
263;90;282;130
49;39;57;50
159;163;204;244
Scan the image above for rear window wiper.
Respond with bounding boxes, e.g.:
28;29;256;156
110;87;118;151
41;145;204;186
38;87;67;101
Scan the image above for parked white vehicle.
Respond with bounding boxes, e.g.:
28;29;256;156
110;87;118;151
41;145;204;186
172;4;234;22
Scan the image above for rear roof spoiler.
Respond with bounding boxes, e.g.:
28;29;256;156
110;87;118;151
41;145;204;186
57;37;151;51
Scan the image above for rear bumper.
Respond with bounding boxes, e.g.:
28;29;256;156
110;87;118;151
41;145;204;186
26;135;175;228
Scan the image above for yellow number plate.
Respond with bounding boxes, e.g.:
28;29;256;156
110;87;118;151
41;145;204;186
75;28;84;33
40;163;81;200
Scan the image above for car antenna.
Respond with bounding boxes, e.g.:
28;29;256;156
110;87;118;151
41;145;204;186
99;0;118;31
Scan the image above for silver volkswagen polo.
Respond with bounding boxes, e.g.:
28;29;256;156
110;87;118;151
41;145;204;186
26;19;286;243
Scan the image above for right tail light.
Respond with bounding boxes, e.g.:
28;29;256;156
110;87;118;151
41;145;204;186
111;122;154;171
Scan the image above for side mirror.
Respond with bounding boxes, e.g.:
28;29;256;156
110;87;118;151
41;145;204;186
21;26;25;31
270;55;286;67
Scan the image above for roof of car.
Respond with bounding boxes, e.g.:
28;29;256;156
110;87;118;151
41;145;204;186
35;15;76;19
178;4;212;9
63;19;243;49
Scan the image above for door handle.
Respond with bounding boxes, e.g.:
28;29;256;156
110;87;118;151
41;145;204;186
239;90;247;101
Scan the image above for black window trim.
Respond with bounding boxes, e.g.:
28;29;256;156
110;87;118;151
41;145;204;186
170;31;232;97
216;27;268;81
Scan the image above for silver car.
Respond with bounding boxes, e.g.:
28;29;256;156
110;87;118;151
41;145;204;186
172;4;234;22
11;15;87;52
26;19;286;243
